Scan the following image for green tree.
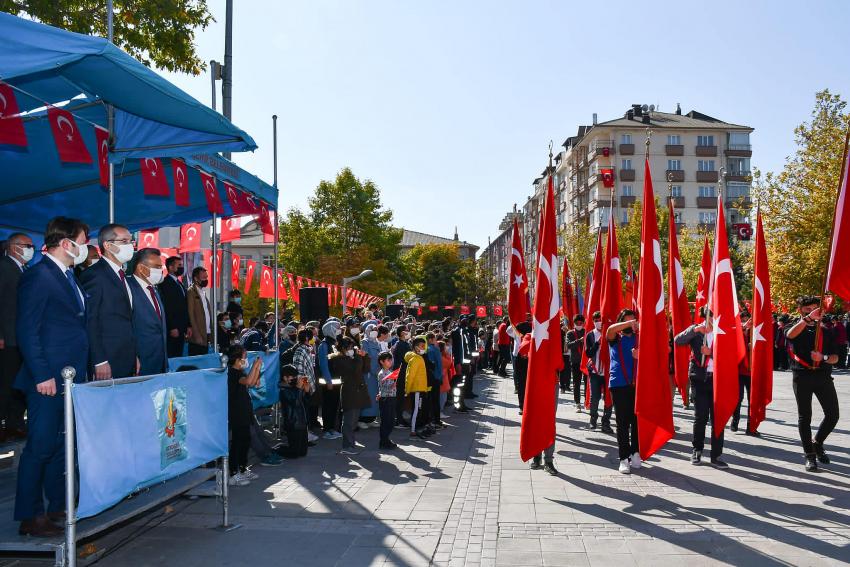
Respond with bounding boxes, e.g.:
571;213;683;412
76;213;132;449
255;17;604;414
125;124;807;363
2;1;214;75
455;258;506;306
402;244;462;306
752;89;850;307
560;223;597;286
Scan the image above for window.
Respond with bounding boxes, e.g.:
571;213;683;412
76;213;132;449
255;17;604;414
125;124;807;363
622;185;634;196
699;212;717;224
593;207;610;228
621;159;632;170
697;135;715;146
728;157;750;174
667;135;681;145
727;183;750;199
620;134;632;144
697;160;716;171
699;186;716;198
671;185;682;197
728;132;750;146
667;159;682;170
673;212;682;224
622;210;630;224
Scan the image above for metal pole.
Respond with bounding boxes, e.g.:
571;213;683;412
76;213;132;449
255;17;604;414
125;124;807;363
106;0;113;42
342;282;347;316
212;215;219;353
220;455;230;526
106;1;115;225
273;115;279;349
62;366;77;567
210;61;218;111
220;1;235;301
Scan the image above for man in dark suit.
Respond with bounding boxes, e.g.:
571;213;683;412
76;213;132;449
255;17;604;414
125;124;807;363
15;217;89;537
79;223;138;379
128;249;168;376
0;232;33;441
158;256;191;358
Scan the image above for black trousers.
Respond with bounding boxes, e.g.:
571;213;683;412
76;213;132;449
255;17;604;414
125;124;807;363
166;333;185;358
611;385;638;461
692;376;724;459
792;372;840;456
379;398;396;444
732;374;751;429
0;346;26;430
559;354;571;391
589;373;612;427
463;363;475;396
321;385;340;432
571;363;585;406
229;423;250;475
497;346;510;375
188;342;208;356
430;387;441;423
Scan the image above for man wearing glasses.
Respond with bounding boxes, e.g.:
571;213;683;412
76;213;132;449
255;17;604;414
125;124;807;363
0;233;34;441
80;224;139;379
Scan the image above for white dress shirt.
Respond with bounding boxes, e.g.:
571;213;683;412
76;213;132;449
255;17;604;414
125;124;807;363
194;284;211;334
104;256;133;307
132;274;159;312
45;252;85;307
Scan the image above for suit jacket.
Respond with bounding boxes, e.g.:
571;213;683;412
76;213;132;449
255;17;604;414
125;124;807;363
157;274;190;334
0;255;24;347
187;285;212;346
128;276;167;376
79;259;137;378
14;257;88;391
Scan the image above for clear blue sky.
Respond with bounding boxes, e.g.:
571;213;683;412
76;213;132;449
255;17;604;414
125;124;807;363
162;0;850;249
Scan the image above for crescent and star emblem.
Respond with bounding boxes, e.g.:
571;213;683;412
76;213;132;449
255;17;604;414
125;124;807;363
144;158;158;177
186;227;197;240
0;91;7;116
56;115;75;141
175;166;186;187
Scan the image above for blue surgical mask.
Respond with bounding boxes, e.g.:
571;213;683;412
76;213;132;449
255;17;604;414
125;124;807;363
234;297;242;304
223;320;232;329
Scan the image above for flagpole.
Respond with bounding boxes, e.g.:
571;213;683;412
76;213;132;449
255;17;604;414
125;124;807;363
272;114;279;349
814;127;850;361
751;198;760;361
212;215;219;353
106;0;115;224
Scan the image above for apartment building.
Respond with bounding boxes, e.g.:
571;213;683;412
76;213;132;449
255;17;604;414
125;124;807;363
480;206;524;292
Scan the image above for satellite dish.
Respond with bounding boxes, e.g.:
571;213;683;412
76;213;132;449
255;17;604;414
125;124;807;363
641;104;649;112
649;104;655;112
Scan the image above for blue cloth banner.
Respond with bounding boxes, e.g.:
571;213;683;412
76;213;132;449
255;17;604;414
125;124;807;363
167;353;222;373
248;351;280;410
72;369;228;519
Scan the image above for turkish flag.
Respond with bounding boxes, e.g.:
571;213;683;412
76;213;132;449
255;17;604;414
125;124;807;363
508;219;531;328
95;127;109;188
258;202;275;235
245;261;257;293
429;305;439;312
172;159;190;207
459;305;470;315
709;196;747;438
599;214;623;381
288;273;299;303
225;183;250;215
139;228;159;249
277;270;289;300
231;253;241;289
694;238;712;323
332;285;338;307
634;158;674;459
826;137;850;302
327;286;334;307
47;107;91;163
159;247;177;268
519;174;564;462
750;211;774;433
259;266;274;298
580;231;604;377
494;305;503;316
668;199;692;405
0;83;27;147
562;258;576;328
476;306;487;318
140;157;170;196
179;223;202;253
200;171;224;214
601;168;615;188
296;276;304;291
220;216;241;243
202;250;223;288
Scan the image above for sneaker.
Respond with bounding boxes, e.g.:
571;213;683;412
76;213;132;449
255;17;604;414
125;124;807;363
575;406;582;413
618;459;631;474
601;425;614;434
330;431;343;440
440;412;450;419
379;441;398;450
630;452;642;470
543;462;558;476
243;469;259;480
710;458;729;469
307;431;319;443
814;442;830;464
322;431;336;440
805;455;818;472
586;422;597;430
260;454;284;466
691;450;702;465
730;422;738;432
339;448;361;455
529;458;543;470
745;429;761;438
228;473;250;486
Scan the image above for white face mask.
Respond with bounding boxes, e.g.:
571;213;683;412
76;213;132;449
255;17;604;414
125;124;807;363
15;244;34;264
64;239;88;266
111;242;135;263
89;258;99;266
369;330;378;339
346;349;355;357
146;265;164;285
350;328;360;336
416;348;426;355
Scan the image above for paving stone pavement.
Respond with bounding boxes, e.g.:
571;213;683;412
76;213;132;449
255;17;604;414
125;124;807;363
54;367;850;566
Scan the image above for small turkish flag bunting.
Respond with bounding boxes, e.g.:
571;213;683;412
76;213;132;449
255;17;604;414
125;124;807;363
95;127;109;188
47;107;92;163
0;82;27;147
180;223;202;253
277;270;289;300
140;157;170;196
259;265;274;299
172;159;190;207
244;261;257;293
199;171;224;214
231;253;241;289
139;229;159;249
220;216;241;243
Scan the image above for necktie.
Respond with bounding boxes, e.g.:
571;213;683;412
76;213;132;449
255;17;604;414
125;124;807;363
147;285;162;319
65;269;85;313
118;269;126;284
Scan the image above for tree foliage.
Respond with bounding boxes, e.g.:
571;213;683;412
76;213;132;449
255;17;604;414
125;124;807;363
402;244;462;306
2;0;213;75
456;258;507;307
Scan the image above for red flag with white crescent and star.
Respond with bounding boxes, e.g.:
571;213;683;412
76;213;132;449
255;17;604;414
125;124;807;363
199;171;224;214
288;273;300;304
47;107;91;163
220;216;241;243
750;210;773;432
139;229;159;249
507;218;530;328
172;159;190;207
95;127;109;188
668;199;692;405
140;157;170;196
277;270;289;301
709;196;746;438
519;173;564;462
231;253;241;289
179;223;201;253
599;212;623;397
580;231;604;379
0;82;27;147
257;202;275;235
826;133;850;302
225;183;250;215
634;158;674;459
694;238;712;323
259;265;274;299
244;261;257;293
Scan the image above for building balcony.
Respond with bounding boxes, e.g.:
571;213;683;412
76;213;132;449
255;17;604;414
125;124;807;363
665;144;684;156
588;140;615;161
726;171;751;182
619;169;636;181
620;195;637;207
696;196;716;208
696;170;719;182
726;197;752;209
619;143;635;155
725;144;752;157
698;223;716;232
695;145;718;156
666;169;685;182
670;196;685;208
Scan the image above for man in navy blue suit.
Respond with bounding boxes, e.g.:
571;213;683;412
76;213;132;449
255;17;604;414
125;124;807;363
14;216;90;537
127;248;168;376
79;224;138;379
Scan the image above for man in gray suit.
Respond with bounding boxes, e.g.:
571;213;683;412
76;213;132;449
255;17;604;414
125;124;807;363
127;249;168;376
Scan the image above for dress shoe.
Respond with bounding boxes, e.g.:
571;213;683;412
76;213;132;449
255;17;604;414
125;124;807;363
814;442;830;464
19;516;63;537
47;512;66;527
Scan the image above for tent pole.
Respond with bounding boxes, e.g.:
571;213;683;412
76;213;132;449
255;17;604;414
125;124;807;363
273;115;279;348
212;215;219;354
63;366;77;567
106;0;115;224
106;0;114;42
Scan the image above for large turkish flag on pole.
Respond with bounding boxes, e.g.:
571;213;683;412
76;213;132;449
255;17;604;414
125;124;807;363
519;174;564;462
749;210;774;432
580;231;604;378
694;238;712;323
508;219;531;328
668;199;692;404
599;213;623;387
826;131;850;302
709;197;746;438
634;158;674;459
562;258;576;328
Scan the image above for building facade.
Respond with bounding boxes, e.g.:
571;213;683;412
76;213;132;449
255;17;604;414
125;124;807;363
400;229;479;261
479;206;523;292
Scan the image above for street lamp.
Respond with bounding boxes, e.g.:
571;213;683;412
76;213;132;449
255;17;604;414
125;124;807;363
386;288;407;305
342;269;373;315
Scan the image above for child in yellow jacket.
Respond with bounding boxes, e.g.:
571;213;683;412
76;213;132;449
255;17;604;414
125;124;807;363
404;336;430;438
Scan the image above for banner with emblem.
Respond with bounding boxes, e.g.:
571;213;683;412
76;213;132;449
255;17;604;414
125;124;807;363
151;386;188;469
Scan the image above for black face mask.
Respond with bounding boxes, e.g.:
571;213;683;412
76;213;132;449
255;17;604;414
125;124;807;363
621;328;634;336
175;267;185;276
197;280;209;288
